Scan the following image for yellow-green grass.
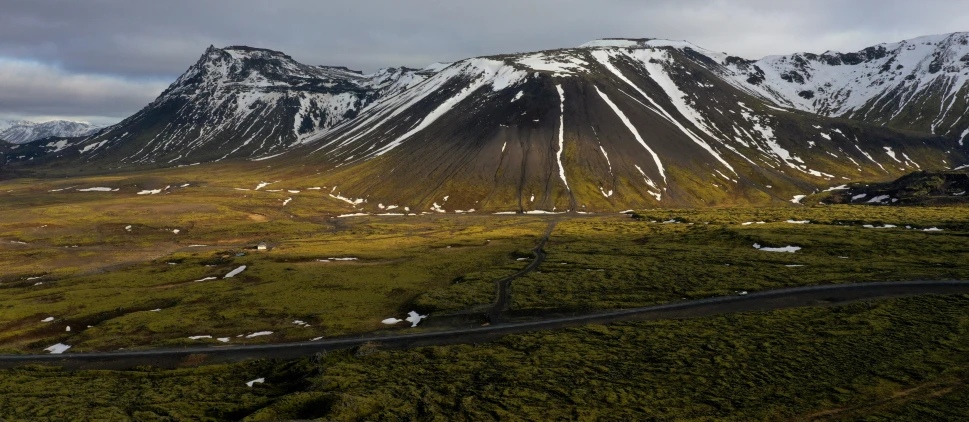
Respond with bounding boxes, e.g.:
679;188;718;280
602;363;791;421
0;173;548;352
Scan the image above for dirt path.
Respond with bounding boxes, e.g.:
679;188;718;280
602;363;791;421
489;220;558;324
5;280;969;370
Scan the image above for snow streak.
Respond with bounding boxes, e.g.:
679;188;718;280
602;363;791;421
594;86;667;184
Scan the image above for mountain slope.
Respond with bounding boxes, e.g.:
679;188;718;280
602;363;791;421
721;32;969;142
0;120;101;144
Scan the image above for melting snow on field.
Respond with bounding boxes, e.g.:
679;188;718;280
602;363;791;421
405;311;427;327
224;265;247;278
246;378;265;387
282;197;292;206
41;316;55;322
785;220;810;224
382;318;403;324
188;335;212;340
217;337;230;343
791;195;806;204
329;192;365;205
863;224;897;229
245;331;273;338
195;276;217;282
77;187;118;192
44;343;71;354
923;227;944;232
753;243;801;253
137;189;163;195
742;221;766;225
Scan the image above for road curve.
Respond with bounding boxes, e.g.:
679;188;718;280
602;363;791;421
4;280;969;370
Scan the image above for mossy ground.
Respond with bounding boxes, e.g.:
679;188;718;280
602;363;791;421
5;170;969;419
502;206;969;312
3;295;969;420
0;173;547;352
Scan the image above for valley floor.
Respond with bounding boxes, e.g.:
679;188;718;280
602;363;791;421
3;172;969;419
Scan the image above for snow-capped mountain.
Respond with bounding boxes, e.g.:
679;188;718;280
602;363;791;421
6;34;969;210
721;32;969;142
280;38;962;210
73;46;431;164
0;120;101;144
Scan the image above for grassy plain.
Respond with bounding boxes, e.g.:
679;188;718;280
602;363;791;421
504;207;969;312
5;168;969;420
2;295;969;420
0;172;546;352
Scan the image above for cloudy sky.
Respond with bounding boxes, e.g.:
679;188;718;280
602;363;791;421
1;0;966;126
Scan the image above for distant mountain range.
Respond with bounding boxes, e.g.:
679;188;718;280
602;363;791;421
4;32;969;210
0;119;101;144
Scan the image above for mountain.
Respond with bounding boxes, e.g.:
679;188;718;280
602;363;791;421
70;46;431;165
4;35;969;210
721;32;969;142
0;120;102;144
275;38;963;210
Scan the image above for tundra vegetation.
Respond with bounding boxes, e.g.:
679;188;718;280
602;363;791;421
2;171;969;420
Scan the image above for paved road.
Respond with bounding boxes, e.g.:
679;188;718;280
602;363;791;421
489;220;557;324
3;280;969;370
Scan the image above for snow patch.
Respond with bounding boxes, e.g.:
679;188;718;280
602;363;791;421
405;311;427;327
753;244;801;253
224;265;247;278
44;343;71;354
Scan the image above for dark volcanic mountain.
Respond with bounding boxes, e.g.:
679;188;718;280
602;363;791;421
283;39;965;210
5;35;969;210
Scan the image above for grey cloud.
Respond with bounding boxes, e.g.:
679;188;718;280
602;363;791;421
0;0;967;124
0;59;168;120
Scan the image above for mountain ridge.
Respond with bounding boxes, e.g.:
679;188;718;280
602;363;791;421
0;119;102;144
4;33;969;211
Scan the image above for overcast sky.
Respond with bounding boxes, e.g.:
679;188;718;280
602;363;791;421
1;0;966;126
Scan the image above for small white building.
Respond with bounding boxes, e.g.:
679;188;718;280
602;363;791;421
257;242;268;251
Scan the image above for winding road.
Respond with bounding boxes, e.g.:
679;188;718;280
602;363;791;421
489;220;557;324
3;280;969;370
